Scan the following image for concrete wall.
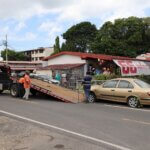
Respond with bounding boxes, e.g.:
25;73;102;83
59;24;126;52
42;61;48;67
44;47;54;56
31;47;54;61
47;55;86;66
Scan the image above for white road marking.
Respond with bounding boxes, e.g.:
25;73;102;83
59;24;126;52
104;104;150;112
0;110;131;150
123;118;150;125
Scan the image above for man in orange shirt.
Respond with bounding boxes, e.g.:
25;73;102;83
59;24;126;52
23;71;31;100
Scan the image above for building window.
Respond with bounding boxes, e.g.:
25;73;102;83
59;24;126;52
39;57;44;60
39;49;44;53
35;50;38;54
32;51;34;54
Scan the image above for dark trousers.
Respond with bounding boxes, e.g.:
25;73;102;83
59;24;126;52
18;83;25;98
84;88;90;101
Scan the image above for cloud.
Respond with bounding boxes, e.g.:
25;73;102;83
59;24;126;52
39;20;63;45
9;32;37;42
0;0;149;26
24;32;37;40
39;21;62;32
0;0;75;20
15;22;26;31
0;26;10;35
0;0;149;22
58;0;150;24
0;0;150;50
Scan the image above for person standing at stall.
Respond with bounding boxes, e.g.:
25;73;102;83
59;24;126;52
23;71;31;100
83;72;92;103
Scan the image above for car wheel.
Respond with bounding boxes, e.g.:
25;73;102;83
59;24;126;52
10;84;19;97
88;93;96;103
0;90;3;94
127;96;140;108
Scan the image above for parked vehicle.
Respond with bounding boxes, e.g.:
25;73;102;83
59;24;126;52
0;65;12;93
89;78;150;108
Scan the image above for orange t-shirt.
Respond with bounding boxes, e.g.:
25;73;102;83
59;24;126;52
24;75;31;89
18;77;25;84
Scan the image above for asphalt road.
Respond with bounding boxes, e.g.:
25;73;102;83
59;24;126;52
0;93;150;150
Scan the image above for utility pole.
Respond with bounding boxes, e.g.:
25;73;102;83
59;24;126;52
4;35;8;64
6;35;8;64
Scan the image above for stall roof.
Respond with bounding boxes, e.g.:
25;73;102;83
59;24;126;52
0;61;42;64
43;51;132;61
38;63;85;70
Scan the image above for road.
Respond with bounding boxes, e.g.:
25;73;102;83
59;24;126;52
0;93;150;150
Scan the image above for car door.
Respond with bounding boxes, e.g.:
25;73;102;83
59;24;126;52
115;80;134;102
97;80;119;101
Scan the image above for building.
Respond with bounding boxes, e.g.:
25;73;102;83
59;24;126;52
41;51;150;78
39;51;131;79
23;47;54;62
0;61;42;73
136;53;150;61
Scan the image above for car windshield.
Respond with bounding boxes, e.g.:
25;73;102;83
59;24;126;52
134;79;150;88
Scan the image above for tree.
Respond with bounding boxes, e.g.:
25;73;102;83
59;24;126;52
91;17;150;57
1;49;29;61
62;22;98;52
52;36;61;55
54;36;60;53
61;42;69;51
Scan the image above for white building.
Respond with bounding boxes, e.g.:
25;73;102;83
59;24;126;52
40;51;131;78
41;51;87;77
136;53;150;61
23;47;54;62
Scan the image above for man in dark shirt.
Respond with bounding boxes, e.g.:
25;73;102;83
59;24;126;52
83;72;92;103
18;75;25;98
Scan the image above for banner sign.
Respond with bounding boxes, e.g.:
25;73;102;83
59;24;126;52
113;59;150;76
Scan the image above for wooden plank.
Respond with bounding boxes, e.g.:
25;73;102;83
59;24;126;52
31;79;85;103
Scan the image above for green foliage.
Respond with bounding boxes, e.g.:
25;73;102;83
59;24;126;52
94;74;119;80
94;74;150;84
138;75;150;84
62;21;98;52
52;36;61;55
53;16;150;57
91;17;150;57
1;49;29;61
61;42;66;51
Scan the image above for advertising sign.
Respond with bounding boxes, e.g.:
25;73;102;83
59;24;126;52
113;59;150;76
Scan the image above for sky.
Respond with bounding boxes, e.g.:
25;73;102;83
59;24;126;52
0;0;150;51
